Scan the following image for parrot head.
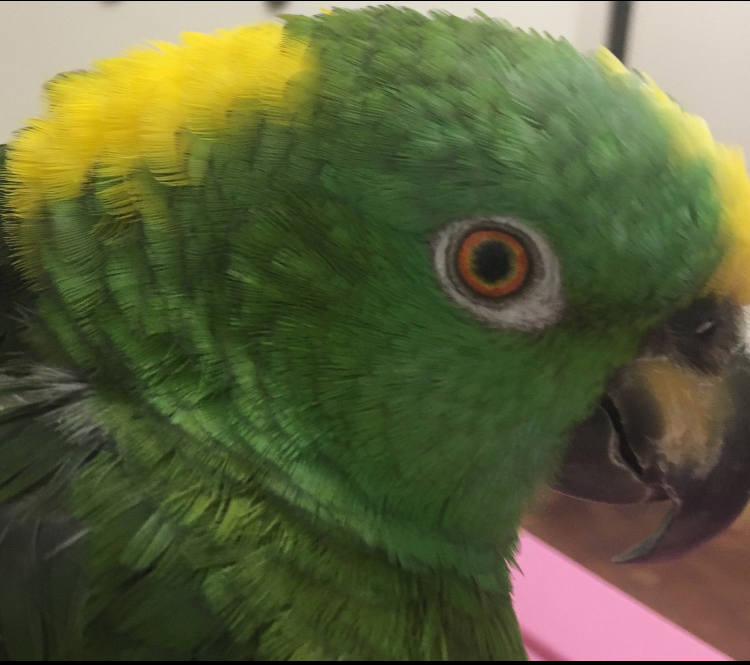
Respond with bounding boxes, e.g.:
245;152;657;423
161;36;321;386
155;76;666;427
6;7;750;586
252;8;750;574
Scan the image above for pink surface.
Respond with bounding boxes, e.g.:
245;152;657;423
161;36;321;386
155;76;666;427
512;531;732;661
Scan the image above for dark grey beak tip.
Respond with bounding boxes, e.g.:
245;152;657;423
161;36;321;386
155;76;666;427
609;506;679;564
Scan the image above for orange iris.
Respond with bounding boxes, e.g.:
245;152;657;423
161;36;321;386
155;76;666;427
457;230;529;297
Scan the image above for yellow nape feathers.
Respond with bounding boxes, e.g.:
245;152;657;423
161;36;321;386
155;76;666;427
6;23;310;223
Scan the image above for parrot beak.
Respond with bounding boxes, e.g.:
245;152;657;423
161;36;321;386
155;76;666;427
554;298;750;563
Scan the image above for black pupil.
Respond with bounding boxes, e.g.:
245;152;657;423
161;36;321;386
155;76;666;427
472;240;513;284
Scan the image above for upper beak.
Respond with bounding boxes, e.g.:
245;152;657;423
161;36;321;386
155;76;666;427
554;297;750;563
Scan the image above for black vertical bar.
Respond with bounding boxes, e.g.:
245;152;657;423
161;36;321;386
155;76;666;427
608;1;633;63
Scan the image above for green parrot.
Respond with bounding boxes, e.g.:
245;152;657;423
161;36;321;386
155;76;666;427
1;5;750;660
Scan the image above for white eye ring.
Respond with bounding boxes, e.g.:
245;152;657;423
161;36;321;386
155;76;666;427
431;216;565;332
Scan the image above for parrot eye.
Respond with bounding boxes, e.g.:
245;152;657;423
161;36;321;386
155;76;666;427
432;217;564;331
457;229;529;297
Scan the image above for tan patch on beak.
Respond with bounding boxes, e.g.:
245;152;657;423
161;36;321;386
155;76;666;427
635;358;731;477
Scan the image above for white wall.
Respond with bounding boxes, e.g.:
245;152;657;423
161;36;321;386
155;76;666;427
629;1;750;154
0;1;609;142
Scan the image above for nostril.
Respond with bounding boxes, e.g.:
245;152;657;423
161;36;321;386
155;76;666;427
663;298;740;374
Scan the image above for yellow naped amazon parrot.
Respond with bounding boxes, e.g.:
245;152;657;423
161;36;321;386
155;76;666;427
0;5;749;660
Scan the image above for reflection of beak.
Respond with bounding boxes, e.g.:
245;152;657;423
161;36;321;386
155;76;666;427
555;298;750;563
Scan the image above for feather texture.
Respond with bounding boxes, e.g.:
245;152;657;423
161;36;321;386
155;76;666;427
0;6;746;660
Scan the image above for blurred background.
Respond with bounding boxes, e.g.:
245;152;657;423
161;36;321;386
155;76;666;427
1;1;749;659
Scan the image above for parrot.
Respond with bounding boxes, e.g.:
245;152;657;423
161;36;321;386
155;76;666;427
1;4;750;660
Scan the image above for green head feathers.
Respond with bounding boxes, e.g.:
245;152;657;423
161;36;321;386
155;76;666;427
3;7;748;584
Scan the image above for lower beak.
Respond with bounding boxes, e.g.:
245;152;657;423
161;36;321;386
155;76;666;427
554;300;750;563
